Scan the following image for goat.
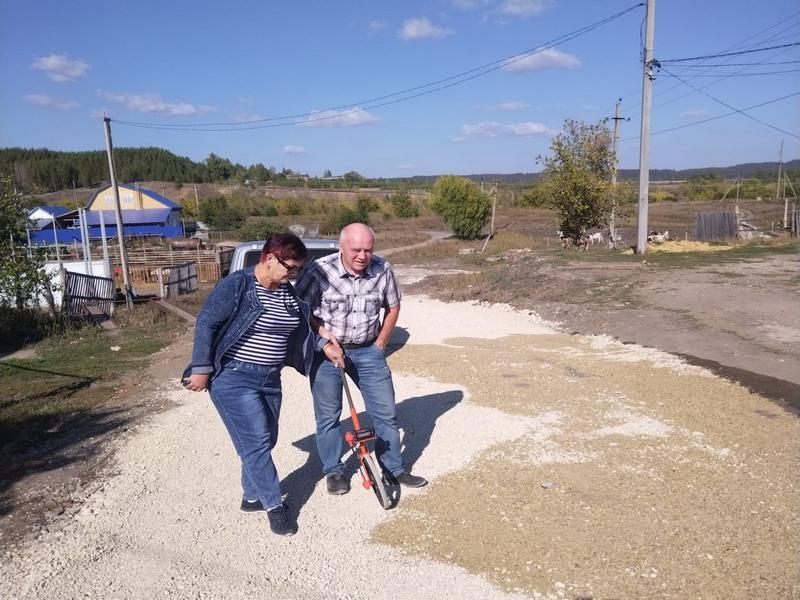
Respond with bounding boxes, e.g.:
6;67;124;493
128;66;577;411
588;232;604;245
647;230;670;244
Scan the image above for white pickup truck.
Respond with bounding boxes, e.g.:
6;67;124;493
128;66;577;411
228;239;339;275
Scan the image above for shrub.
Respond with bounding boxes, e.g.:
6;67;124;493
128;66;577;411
236;218;288;241
429;175;491;239
388;187;420;218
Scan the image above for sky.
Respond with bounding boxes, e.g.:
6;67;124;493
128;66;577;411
1;0;798;178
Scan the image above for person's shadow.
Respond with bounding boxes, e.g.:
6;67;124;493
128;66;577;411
385;326;410;357
282;388;463;515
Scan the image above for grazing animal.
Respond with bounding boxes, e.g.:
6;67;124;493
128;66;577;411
647;230;670;244
588;232;604;245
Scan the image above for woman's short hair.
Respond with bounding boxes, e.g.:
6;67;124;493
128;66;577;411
261;233;308;262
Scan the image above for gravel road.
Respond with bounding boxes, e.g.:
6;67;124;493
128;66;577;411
2;277;797;599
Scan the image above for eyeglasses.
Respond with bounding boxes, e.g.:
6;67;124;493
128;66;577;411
274;255;302;275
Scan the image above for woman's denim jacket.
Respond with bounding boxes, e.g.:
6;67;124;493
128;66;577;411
189;266;324;379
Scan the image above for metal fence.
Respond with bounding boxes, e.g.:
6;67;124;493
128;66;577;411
158;261;199;299
695;211;738;241
62;270;116;317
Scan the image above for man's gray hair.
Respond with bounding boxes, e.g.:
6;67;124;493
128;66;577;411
339;223;375;244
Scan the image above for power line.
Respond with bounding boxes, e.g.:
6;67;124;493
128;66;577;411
658;41;800;64
611;12;800;110
621;90;800;141
671;59;800;67
664;68;800;77
115;3;645;132
658;66;800;139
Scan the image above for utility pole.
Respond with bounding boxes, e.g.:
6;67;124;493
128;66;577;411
72;178;79;209
636;0;656;255
193;184;200;214
103;116;133;308
776;139;784;201
609;98;629;249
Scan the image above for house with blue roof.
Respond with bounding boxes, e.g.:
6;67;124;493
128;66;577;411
29;184;184;245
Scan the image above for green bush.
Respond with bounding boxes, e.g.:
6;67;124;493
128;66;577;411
388;187;420;218
429;175;491;239
236;218;288;241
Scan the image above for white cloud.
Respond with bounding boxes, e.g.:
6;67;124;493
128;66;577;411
368;20;387;32
230;111;264;123
461;120;554;137
452;0;495;9
24;94;80;110
502;48;581;72
98;91;217;116
282;145;307;156
398;18;453;40
482;101;531;112
31;53;90;82
452;136;466;143
297;107;379;128
680;109;711;118
498;0;552;17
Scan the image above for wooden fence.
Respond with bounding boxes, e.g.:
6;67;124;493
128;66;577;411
157;261;199;299
791;208;799;237
695;211;738;241
62;271;116;317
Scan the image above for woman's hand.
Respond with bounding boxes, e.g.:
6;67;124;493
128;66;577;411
184;373;210;392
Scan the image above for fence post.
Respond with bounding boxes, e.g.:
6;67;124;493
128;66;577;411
157;268;165;299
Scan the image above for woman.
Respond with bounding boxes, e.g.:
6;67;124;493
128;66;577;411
184;233;327;536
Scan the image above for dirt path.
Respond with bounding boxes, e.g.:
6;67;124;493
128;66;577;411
2;290;797;599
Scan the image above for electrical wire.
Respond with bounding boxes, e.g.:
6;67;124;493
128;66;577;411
621;90;800;142
114;3;645;131
657;66;799;139
659;41;800;63
663;68;800;77
607;12;800;113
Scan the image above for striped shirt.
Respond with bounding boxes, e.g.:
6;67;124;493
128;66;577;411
294;252;401;345
223;279;300;365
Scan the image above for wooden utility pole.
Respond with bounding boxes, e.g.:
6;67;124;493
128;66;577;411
193;184;200;213
103;116;133;308
776;139;784;201
609;98;628;248
636;0;656;255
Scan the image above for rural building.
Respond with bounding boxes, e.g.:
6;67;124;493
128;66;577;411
29;184;184;244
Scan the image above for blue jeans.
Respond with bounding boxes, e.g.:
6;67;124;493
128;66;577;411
309;344;403;477
209;359;284;510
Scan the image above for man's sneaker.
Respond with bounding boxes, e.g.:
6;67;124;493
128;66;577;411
240;498;264;512
394;472;428;488
326;473;351;495
266;502;297;536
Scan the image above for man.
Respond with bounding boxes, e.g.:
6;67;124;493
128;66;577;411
295;223;428;495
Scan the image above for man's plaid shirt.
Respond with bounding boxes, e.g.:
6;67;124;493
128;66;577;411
294;252;401;345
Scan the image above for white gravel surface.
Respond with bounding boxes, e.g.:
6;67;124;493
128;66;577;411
2;296;560;600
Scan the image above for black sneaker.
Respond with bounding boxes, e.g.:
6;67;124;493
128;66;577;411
266;502;297;536
394;472;428;488
326;473;351;495
240;498;264;512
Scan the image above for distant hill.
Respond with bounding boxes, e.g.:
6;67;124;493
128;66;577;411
444;160;798;185
2;146;796;194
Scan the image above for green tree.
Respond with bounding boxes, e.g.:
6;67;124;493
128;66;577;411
323;169;332;178
199;196;245;229
236;218;287;241
343;170;364;183
388;187;420;218
536;119;614;242
0;177;51;311
429;175;491;239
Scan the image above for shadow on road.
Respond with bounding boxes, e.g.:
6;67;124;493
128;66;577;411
0;408;132;519
283;389;463;516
